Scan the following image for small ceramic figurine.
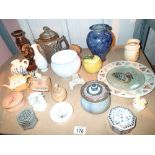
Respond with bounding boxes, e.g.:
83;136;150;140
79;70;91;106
51;84;67;102
133;95;147;111
69;73;85;90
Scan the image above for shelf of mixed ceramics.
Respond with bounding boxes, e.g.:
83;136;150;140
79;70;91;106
0;45;155;135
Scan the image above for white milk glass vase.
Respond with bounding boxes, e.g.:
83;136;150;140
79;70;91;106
31;44;48;72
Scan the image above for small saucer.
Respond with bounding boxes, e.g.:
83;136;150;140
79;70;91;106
50;102;73;123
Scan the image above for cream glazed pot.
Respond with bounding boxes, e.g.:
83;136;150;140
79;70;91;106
124;38;140;62
51;50;81;78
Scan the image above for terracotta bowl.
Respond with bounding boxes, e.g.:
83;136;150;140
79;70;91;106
2;92;25;112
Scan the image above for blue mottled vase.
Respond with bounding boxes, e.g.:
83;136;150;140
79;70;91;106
86;24;113;60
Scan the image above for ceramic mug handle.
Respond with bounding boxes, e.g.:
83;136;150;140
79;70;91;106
21;59;29;68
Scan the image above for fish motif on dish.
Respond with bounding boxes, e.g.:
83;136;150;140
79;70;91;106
112;72;134;83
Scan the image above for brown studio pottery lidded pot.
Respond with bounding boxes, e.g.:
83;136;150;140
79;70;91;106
80;80;111;114
35;26;69;63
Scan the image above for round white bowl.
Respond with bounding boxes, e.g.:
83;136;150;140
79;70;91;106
51;50;81;78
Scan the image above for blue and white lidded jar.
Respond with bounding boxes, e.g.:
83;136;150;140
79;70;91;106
80;80;111;114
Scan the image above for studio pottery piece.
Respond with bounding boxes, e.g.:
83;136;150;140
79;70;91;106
124;38;140;61
28;92;47;111
98;61;155;98
108;106;136;134
10;58;29;75
51;84;67;102
82;55;102;74
31;44;48;72
51;50;81;78
3;74;31;91
11;30;37;71
80;80;111;114
2;92;25;112
35;26;69;63
17;108;38;130
86;24;113;60
50;102;73;123
69;44;82;55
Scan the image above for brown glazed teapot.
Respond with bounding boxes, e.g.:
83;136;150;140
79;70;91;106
35;26;69;63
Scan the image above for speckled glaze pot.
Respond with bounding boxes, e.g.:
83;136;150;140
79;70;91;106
80;80;111;114
86;24;113;60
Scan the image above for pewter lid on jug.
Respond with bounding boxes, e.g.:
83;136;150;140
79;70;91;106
39;26;59;41
81;80;110;103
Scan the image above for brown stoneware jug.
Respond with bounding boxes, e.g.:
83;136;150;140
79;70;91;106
35;26;69;63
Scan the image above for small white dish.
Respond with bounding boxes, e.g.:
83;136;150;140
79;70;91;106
50;102;73;123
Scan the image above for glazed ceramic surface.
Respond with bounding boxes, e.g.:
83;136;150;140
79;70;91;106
51;50;81;78
31;44;48;72
11;30;37;71
50;102;73;123
2;92;25;112
80;80;111;114
17;108;38;130
124;38;140;62
35;26;69;63
28;92;47;111
3;74;31;90
108;106;136;134
98;61;155;98
86;24;112;60
11;59;29;75
51;84;67;102
82;55;102;74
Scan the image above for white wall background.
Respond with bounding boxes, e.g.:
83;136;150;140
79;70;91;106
17;19;136;48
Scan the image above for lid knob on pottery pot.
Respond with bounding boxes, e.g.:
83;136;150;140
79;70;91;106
39;26;59;41
89;83;101;94
81;80;110;103
80;80;111;114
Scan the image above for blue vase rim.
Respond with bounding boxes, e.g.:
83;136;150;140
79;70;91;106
89;24;112;31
